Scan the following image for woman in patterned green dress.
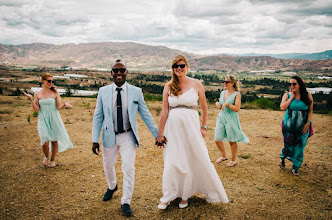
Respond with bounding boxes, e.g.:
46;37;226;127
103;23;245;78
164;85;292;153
280;76;313;176
214;75;249;167
24;74;73;168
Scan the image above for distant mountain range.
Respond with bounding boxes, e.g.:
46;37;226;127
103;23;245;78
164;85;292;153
0;42;331;71
224;50;332;60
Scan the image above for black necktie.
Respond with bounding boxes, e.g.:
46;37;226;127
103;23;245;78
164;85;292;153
116;87;124;133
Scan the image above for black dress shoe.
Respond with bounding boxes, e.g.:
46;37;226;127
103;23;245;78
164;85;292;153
103;185;118;201
121;204;132;216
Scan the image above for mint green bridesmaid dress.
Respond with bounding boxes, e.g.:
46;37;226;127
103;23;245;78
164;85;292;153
214;90;249;143
38;98;73;152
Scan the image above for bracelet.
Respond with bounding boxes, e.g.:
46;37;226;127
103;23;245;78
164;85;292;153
201;125;207;129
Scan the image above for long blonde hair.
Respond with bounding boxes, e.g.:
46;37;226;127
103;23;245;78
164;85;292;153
42;73;57;93
226;74;240;91
169;55;189;96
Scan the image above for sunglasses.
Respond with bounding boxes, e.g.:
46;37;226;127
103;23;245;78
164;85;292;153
224;81;230;84
112;68;126;73
46;80;54;83
172;64;186;69
289;83;297;86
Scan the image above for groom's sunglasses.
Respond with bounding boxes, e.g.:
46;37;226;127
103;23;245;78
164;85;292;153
172;64;186;69
46;80;54;83
112;68;126;74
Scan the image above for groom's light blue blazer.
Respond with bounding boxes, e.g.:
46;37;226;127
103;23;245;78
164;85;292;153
92;83;158;148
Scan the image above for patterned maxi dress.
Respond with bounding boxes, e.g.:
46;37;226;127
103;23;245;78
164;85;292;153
281;93;313;171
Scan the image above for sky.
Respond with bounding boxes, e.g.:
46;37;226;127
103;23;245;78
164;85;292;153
0;0;331;55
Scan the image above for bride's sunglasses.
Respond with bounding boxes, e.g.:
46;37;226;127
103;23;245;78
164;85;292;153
289;83;297;86
172;64;186;69
112;68;126;73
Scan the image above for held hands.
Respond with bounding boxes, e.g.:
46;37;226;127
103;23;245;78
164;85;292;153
155;136;167;149
92;143;100;155
222;102;230;111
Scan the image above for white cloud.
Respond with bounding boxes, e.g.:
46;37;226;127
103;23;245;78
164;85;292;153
0;0;331;54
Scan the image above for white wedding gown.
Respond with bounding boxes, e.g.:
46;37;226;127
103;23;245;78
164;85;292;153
160;88;229;203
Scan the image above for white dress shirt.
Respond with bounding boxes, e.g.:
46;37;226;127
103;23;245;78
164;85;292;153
113;82;130;132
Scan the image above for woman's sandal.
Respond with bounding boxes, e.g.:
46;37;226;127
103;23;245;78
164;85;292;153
215;157;228;164
279;159;285;170
48;161;56;168
226;161;236;167
291;169;299;176
42;157;49;167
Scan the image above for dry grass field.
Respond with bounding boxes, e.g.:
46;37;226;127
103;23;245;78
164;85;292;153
0;95;331;219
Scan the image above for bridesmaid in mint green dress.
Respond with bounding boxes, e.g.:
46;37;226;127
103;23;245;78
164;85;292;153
24;74;73;168
214;75;249;167
279;76;313;176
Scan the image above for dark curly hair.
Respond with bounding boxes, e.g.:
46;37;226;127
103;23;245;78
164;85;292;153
291;76;311;106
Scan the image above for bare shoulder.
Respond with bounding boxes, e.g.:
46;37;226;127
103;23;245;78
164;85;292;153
165;81;173;89
165;81;172;87
235;92;241;97
193;78;203;89
163;81;172;92
34;90;42;98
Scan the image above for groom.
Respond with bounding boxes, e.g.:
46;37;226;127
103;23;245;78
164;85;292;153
92;59;159;216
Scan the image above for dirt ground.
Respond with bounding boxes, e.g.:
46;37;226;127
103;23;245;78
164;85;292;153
0;95;331;219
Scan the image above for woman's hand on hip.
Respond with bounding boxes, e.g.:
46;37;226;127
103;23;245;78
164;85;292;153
302;122;310;134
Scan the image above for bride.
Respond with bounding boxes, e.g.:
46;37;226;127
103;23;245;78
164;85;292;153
155;55;229;209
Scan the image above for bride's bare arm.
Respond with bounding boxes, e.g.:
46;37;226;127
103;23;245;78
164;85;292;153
196;79;208;137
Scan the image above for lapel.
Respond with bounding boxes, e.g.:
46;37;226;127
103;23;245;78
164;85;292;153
126;83;133;113
107;84;114;119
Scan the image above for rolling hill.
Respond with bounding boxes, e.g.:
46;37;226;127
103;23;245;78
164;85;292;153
0;42;331;71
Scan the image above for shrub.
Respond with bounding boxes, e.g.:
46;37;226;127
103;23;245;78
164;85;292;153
154;106;162;116
0;110;13;114
33;111;38;117
253;97;277;110
9;87;22;96
144;94;162;101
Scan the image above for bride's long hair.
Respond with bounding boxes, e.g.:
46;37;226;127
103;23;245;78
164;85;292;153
169;55;189;96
